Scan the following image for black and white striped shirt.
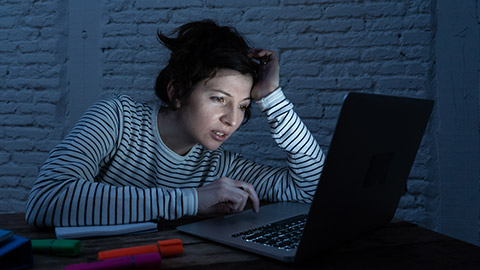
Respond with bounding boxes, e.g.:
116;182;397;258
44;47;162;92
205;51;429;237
26;89;325;226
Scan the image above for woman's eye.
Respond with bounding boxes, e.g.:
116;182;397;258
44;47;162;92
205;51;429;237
212;97;225;103
239;104;249;111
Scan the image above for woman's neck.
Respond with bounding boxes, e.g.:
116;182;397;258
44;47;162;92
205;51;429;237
157;109;194;156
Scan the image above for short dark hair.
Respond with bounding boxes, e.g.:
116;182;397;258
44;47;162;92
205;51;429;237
155;20;257;122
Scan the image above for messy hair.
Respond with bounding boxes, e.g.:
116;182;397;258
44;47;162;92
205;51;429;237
155;20;257;122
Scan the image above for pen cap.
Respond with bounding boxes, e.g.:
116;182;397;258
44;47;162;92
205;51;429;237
157;239;183;257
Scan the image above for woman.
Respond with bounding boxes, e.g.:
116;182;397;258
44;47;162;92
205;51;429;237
26;20;325;227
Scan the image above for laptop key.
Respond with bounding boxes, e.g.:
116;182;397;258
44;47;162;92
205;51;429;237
231;214;308;250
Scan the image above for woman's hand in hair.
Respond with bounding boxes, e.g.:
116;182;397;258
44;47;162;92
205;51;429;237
196;176;260;215
249;49;280;101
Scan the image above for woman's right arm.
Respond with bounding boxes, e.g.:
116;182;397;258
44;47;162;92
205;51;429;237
25;98;196;227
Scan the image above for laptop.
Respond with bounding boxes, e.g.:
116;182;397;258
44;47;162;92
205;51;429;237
177;92;434;262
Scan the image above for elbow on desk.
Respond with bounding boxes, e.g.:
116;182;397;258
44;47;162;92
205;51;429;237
25;176;79;227
25;190;55;227
25;210;42;227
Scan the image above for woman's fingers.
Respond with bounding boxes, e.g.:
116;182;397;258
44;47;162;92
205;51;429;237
249;48;276;65
231;181;260;213
220;178;257;213
196;177;260;214
248;48;280;100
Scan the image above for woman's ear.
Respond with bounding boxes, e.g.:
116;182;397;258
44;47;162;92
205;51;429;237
167;80;181;109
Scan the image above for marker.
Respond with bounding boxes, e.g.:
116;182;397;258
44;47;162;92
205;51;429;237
97;238;183;260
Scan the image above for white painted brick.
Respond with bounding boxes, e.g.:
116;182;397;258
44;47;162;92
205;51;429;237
39;28;59;39
376;76;426;90
104;49;136;62
33;91;62;103
283;0;330;5
401;46;431;60
244;6;322;21
0;115;35;126
0;42;16;53
365;17;406;31
133;74;155;83
282;64;320;76
103;76;134;88
0;102;17;114
169;9;244;24
401;31;431;45
336;77;373;90
137;10;169;24
30;2;56;16
20;176;37;189
288;77;336;90
137;24;159;36
17;102;57;115
8;28;40;41
17;53;56;64
23;15;51;28
33;140;62;152
0;154;9;165
406;63;428;75
206;0;275;8
135;0;203;9
0;187;30;200
373;63;407;76
103;24;137;37
34;115;57;127
12;152;48;164
101;37;140;50
0;5;25;17
0;177;19;187
0;198;29;213
0;17;16;29
4;127;55;139
109;11;142;23
364;2;407;17
324;4;366;18
274;34;318;49
0;90;34;103
404;14;433;30
360;47;402;62
281;49;324;63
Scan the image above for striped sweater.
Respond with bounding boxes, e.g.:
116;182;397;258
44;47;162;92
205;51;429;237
26;88;325;227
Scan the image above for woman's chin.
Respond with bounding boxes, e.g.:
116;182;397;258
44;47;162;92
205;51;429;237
202;142;223;151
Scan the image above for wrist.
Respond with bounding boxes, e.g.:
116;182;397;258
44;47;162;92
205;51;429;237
256;87;287;111
252;85;280;101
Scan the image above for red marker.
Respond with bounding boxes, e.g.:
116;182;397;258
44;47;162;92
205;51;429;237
97;238;183;260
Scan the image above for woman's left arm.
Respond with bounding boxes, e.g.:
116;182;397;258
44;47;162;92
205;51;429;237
227;49;326;203
228;88;325;203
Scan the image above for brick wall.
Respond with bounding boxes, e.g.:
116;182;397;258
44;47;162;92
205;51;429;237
0;0;68;213
2;0;474;244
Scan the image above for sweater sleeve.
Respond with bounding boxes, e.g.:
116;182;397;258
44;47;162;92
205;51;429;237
228;88;325;203
25;97;197;227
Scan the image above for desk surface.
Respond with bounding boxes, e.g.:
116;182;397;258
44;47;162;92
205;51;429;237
2;213;480;269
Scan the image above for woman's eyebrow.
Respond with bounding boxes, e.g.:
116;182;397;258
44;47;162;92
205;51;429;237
210;89;251;101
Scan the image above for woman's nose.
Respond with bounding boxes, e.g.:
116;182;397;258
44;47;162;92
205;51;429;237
221;105;240;127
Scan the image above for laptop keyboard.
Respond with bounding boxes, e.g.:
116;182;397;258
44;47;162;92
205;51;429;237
231;214;308;251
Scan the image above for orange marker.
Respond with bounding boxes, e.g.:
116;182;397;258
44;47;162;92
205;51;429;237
97;238;183;260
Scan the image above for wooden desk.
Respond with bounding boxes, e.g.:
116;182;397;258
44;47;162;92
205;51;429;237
2;213;480;269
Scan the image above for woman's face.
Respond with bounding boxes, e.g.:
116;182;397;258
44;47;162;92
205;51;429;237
176;69;253;152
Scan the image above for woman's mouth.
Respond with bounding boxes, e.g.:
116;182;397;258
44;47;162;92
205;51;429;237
211;130;228;142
